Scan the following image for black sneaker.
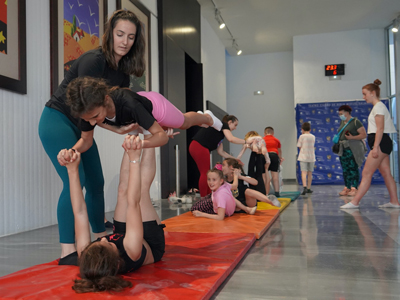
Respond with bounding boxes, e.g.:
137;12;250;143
301;188;307;195
307;189;313;194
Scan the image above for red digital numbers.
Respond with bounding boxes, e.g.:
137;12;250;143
326;65;337;71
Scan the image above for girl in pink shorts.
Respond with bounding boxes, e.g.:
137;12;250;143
65;77;223;149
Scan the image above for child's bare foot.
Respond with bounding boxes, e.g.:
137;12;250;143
248;206;257;215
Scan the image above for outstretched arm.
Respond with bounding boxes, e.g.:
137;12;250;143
216;143;236;159
61;150;91;257
192;207;225;220
223;129;246;145
122;135;144;261
97;122;139;134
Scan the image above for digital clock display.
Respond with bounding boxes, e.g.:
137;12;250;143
325;64;345;76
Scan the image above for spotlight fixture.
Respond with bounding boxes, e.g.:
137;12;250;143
232;39;242;56
215;9;225;29
392;15;400;33
211;0;242;55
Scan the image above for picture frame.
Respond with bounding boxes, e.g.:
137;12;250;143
50;0;107;94
0;0;27;94
116;0;151;91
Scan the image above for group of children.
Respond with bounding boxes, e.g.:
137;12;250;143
189;122;316;221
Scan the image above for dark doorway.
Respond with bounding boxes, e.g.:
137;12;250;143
185;53;204;191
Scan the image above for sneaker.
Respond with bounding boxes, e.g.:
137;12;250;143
339;187;350;196
340;202;359;209
307;189;313;194
269;195;281;207
204;110;223;131
301;187;307;195
378;202;400;208
274;192;280;198
347;188;357;197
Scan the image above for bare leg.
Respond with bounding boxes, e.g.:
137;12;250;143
234;198;256;214
307;171;313;189
61;244;77;258
180;112;212;130
139;146;161;223
245;188;274;207
350;149;386;206
271;171;279;192
301;171;307;187
378;155;399;205
265;169;271;194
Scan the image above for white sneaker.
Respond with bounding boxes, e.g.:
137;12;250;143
378;202;400;208
197;111;209;128
269;195;281;207
204;110;223;131
340;202;359;209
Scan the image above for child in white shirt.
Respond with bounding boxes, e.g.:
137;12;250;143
297;122;316;195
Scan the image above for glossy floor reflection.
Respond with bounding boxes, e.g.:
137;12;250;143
1;184;400;299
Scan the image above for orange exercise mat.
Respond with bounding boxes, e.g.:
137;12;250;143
0;232;255;300
163;209;279;239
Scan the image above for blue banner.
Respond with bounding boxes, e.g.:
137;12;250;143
295;100;389;185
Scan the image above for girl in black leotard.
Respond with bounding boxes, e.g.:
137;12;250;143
60;135;165;293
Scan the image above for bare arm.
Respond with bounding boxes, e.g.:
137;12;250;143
239;174;258;186
139;121;169;149
192;207;225;220
122;135;144;261
236;144;248;160
97;122;139;134
74;130;94;153
216;143;236;159
223;129;246;145
63;151;91;257
346;126;367;140
372;115;384;158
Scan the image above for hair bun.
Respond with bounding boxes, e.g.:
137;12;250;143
374;79;381;86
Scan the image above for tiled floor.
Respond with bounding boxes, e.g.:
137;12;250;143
1;184;400;299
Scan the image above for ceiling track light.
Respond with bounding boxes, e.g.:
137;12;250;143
211;0;242;55
215;9;225;29
232;39;242;55
392;15;400;33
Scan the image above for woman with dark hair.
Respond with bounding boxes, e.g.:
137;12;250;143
335;104;367;196
341;79;400;209
189;115;248;197
38;10;145;261
60;135;165;294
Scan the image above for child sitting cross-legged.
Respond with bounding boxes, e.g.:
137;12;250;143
191;168;257;220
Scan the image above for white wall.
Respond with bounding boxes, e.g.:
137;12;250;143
226;52;297;179
201;15;227;110
294;29;387;104
0;0;160;237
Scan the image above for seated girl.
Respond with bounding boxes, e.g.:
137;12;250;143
222;158;281;208
60;135;165;293
191;168;257;220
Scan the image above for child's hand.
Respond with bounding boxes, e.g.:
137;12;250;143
164;128;180;139
192;210;203;217
233;169;241;177
122;135;142;161
58;149;80;169
58;149;79;166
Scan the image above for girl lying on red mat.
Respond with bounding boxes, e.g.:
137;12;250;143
191;168;257;220
59;135;165;293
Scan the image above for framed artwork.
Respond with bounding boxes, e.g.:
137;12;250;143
0;0;27;94
50;0;107;94
116;0;151;91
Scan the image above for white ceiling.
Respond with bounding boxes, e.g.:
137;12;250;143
197;0;400;56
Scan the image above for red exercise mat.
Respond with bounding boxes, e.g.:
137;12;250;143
0;232;255;300
163;210;280;239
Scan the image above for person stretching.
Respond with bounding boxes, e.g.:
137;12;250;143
61;135;165;293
